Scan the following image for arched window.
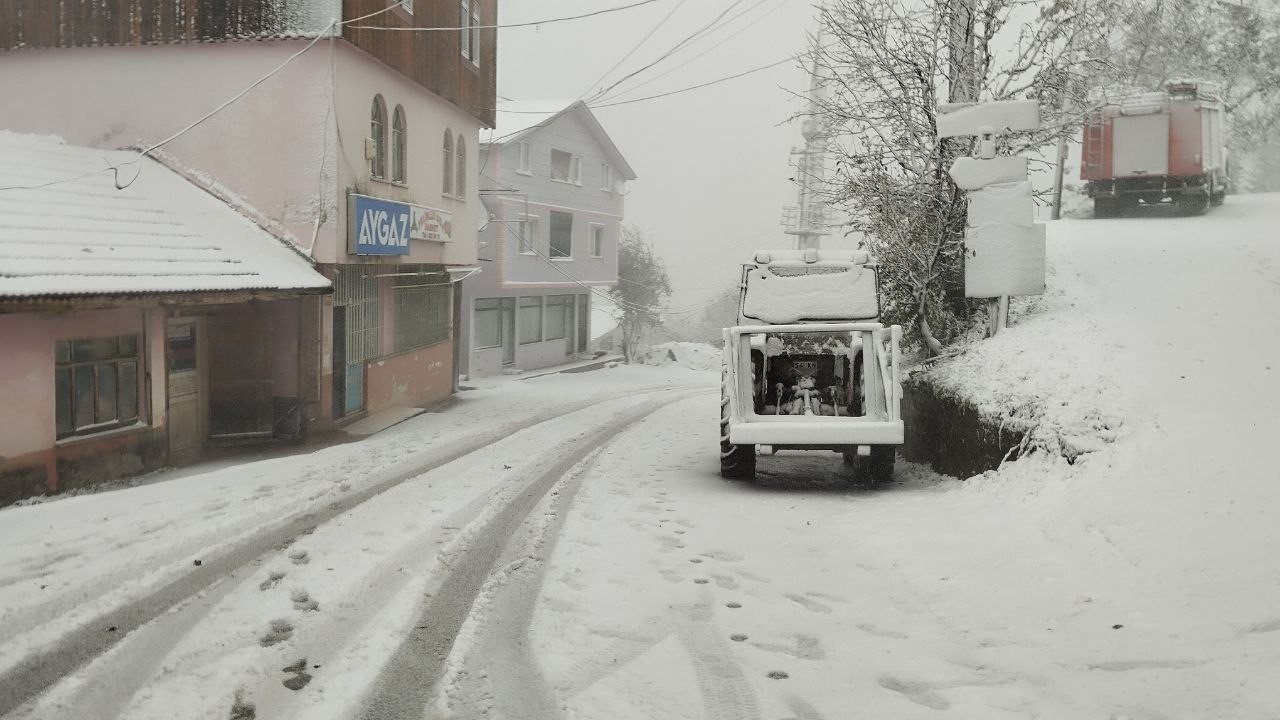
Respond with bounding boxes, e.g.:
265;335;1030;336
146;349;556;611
455;136;466;199
442;129;454;196
391;105;407;183
370;95;387;179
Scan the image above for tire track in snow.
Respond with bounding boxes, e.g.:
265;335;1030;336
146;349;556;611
439;397;761;720
0;384;703;717
356;394;703;720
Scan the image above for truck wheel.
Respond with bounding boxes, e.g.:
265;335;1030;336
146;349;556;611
720;369;756;480
843;446;895;484
1178;190;1209;216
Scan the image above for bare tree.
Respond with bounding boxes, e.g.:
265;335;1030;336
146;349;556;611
808;0;1113;353
610;225;672;363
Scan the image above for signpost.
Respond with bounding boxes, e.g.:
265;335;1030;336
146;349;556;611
937;99;1046;335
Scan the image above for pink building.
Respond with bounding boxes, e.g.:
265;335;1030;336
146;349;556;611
0;0;497;502
0;133;330;504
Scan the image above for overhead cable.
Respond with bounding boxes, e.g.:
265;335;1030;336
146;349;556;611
347;0;661;31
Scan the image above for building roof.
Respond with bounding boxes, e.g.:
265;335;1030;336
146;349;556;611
0;131;331;300
482;100;637;181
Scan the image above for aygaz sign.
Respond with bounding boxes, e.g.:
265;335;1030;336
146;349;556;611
348;194;453;256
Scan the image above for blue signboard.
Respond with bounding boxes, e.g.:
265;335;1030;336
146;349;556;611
349;194;412;256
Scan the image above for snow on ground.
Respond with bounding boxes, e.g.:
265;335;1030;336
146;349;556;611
643;341;721;371
3;195;1278;720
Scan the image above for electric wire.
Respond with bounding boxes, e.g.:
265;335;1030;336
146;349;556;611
346;0;661;31
584;0;748;104
593;55;796;108
594;0;789;104
0;24;335;193
576;0;691;102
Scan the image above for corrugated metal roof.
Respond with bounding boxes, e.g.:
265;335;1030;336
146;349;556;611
0;131;330;299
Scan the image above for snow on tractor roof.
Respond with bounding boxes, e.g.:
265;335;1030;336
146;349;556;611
741;261;880;324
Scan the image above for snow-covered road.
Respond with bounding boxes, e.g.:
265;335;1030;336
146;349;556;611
2;195;1278;720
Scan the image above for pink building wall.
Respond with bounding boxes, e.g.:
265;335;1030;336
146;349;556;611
0;308;165;459
0;41;338;255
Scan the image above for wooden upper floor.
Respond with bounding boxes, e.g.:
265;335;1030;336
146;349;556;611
0;0;496;126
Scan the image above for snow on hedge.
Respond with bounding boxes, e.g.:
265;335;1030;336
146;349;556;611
923;241;1127;462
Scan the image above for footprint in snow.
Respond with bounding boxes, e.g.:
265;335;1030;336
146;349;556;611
878;675;949;710
281;657;314;691
288;549;310;565
258;570;286;591
785;593;832;614
259;619;294;647
291;589;320;612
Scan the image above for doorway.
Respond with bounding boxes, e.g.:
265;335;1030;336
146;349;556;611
167;319;205;463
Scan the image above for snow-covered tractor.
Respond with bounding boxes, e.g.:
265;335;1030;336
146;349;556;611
719;249;904;482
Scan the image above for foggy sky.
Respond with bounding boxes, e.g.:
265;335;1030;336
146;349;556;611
496;0;857;317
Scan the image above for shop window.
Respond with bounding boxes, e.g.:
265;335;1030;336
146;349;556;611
549;210;572;258
55;335;140;439
393;268;451;352
545;294;573;341
518;296;543;344
474;298;502;349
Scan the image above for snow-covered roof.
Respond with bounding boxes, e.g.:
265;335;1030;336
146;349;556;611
482;100;637;181
0;131;330;300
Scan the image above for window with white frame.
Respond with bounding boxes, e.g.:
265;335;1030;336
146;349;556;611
549;211;572;258
517;141;531;174
590;224;605;258
570;155;582;184
391;105;407;184
600;162;612;191
518;296;543;344
56;335;141;438
518;215;538;254
442;129;454;196
550;149;572;182
473;298;502;349
460;0;480;65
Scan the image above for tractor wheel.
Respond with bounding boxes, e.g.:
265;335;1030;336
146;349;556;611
720;368;756;480
844;446;896;484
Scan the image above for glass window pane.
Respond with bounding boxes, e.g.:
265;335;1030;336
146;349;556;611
74;365;95;429
72;339;94;362
475;308;501;348
518;297;542;344
56;341;71;363
550;211;572;258
96;363;118;424
119;361;138;423
119;335;138;358
56;367;73;436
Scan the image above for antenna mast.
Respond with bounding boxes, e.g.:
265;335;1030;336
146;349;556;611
782;27;830;250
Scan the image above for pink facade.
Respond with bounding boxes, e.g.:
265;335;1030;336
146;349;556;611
0;308;167;502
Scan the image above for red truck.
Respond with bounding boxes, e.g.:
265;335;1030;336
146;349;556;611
1081;80;1229;217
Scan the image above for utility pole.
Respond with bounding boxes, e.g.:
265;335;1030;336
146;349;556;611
782;28;830;251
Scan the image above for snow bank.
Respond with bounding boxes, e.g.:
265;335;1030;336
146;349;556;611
923;237;1127;461
643;342;721;371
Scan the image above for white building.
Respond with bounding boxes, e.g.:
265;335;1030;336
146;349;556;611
461;101;636;377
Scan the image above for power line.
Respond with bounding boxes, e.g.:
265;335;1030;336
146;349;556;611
347;0;661;31
0;24;335;193
577;0;692;102
593;55;796;108
596;0;789;104
585;0;748;104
